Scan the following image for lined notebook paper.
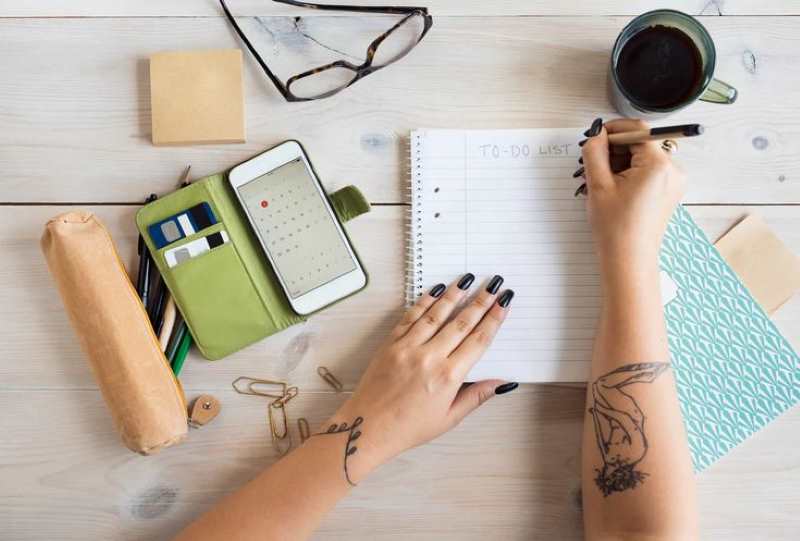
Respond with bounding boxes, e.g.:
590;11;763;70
408;128;595;381
408;128;800;471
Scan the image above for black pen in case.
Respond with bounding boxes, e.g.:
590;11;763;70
138;193;158;309
150;275;167;332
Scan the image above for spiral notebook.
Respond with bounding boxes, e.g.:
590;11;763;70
408;128;800;470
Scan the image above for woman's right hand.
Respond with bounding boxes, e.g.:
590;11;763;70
580;118;686;271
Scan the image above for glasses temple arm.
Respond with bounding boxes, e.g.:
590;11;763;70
219;0;292;100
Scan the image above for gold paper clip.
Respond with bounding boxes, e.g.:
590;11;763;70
317;366;343;392
298;418;311;444
232;376;286;399
268;399;290;440
272;386;298;408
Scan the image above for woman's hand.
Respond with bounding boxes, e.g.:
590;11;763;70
323;274;516;484
580;118;686;271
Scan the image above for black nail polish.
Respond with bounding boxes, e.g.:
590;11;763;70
574;183;587;197
589;117;603;137
429;283;446;298
457;273;475;290
578;139;587;147
486;275;504;294
497;289;514;308
495;382;519;395
583;128;591;137
578;157;583;164
572;167;585;178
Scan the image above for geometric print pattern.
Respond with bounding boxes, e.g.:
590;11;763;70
662;206;800;471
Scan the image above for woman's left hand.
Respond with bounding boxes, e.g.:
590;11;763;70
325;273;517;483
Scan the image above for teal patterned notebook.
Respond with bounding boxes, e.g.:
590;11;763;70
662;206;800;471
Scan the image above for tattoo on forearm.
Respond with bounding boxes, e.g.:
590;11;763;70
588;362;670;497
314;416;363;487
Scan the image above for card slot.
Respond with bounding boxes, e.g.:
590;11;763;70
136;182;221;239
164;242;273;360
156;222;227;268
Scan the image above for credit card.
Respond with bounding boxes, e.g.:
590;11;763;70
164;230;229;268
149;202;217;249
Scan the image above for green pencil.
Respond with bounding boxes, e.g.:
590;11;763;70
165;319;186;362
171;331;192;376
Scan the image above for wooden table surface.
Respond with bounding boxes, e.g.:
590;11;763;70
2;1;800;539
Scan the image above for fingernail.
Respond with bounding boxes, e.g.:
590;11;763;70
578;139;587;147
486;274;504;294
589;117;603;136
574;183;587;197
497;289;514;308
457;273;475;290
572;167;585;178
429;283;446;298
578;157;583;164
495;382;519;395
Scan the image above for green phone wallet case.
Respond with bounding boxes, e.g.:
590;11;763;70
136;165;370;361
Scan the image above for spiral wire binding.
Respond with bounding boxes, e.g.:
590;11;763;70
405;131;425;306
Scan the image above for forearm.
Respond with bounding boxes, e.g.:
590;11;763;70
582;252;698;540
594;253;668;365
174;426;361;541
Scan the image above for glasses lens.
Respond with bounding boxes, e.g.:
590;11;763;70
372;12;426;67
289;66;357;100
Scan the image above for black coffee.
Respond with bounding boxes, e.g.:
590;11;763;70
616;25;703;109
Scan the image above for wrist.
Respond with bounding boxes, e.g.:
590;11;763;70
320;408;386;484
597;249;661;296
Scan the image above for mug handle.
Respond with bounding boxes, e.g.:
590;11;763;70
700;78;738;104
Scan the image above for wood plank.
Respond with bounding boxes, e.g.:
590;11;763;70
1;0;799;17
1;16;799;204
0;204;405;392
3;204;800;392
1;386;799;540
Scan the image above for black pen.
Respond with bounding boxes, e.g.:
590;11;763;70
607;123;704;145
137;193;158;308
150;275;167;333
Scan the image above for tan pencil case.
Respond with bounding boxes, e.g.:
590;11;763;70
41;211;188;455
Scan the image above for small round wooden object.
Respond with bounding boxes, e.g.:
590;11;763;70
188;394;221;428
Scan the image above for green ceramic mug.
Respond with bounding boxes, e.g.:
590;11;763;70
609;9;738;118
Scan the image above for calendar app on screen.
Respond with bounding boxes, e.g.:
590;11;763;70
237;158;356;298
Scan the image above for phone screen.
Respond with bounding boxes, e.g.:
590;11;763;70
236;158;356;298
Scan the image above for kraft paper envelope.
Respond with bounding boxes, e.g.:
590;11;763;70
150;49;245;145
714;214;800;314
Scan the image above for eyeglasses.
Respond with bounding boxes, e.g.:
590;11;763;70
220;0;433;102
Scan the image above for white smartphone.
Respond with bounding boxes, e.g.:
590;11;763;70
229;140;367;315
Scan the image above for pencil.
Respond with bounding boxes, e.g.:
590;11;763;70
607;123;703;146
158;296;177;351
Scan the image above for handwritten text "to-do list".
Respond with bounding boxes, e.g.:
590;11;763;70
477;142;576;159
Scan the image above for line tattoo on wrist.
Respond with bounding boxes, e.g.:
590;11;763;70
588;362;670;497
314;416;363;487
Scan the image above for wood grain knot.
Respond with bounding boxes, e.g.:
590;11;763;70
360;133;393;151
284;331;314;371
130;485;178;520
742;50;757;74
752;136;769;150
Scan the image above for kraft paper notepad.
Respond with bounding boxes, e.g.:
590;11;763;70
408;128;800;471
714;214;800;314
150;49;245;145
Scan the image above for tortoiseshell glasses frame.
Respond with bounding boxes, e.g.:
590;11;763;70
219;0;433;102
